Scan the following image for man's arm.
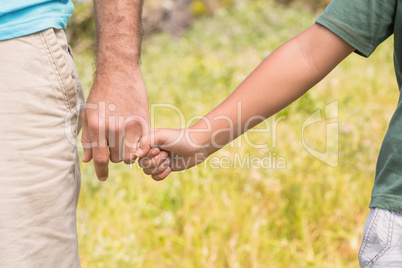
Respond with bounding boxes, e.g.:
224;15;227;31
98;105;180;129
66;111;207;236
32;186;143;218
140;23;355;179
81;0;150;181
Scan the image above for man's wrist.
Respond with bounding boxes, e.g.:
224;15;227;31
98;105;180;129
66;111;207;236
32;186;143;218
94;64;142;83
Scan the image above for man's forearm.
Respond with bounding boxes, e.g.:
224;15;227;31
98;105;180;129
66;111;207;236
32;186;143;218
82;0;149;181
94;0;144;77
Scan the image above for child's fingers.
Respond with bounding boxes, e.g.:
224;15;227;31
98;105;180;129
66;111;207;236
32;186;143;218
138;150;169;169
143;157;170;176
134;147;160;166
143;147;161;159
124;139;160;164
152;167;171;181
133;136;153;158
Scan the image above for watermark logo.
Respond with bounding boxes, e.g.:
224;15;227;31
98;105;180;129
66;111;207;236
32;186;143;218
65;100;340;170
302;101;339;167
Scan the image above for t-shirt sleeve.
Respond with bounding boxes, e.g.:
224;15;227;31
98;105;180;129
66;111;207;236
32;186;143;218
316;0;397;57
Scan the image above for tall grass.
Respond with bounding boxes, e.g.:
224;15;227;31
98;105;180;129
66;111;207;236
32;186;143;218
75;1;397;267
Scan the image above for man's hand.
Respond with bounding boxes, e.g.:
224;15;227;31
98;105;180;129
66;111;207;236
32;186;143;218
81;69;150;181
81;0;148;181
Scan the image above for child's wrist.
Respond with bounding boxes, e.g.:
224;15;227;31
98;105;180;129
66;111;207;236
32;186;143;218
185;126;212;157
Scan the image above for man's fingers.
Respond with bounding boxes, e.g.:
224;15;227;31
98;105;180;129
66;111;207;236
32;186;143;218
122;137;140;165
123;134;151;165
82;147;93;163
84;109;110;181
109;128;123;163
135;139;152;158
92;144;110;181
122;115;150;164
81;112;93;163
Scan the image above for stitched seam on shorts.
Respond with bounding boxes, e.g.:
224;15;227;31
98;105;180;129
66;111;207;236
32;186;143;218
368;210;394;266
359;209;379;260
320;14;375;49
39;30;72;112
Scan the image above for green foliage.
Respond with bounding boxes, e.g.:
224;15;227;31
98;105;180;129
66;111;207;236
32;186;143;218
74;0;396;267
66;0;328;54
276;0;331;10
66;0;95;54
192;0;235;17
191;0;209;17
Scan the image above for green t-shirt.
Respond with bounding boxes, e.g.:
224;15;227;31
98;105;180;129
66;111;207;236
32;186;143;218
316;0;402;212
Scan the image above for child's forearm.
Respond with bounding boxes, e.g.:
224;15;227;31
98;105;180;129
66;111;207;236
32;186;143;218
190;23;354;156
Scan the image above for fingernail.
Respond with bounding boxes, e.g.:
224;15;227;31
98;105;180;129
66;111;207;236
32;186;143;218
162;159;170;168
134;148;143;157
151;149;159;155
99;177;107;181
161;154;168;160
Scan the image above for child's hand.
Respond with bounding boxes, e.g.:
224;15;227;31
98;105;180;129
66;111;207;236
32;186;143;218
138;148;171;181
138;128;209;181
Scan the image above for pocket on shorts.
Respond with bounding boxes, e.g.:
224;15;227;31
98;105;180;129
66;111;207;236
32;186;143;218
64;40;85;133
358;208;395;267
39;28;84;134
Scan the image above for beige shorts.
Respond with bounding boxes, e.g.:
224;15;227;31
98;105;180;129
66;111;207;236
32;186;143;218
0;29;84;267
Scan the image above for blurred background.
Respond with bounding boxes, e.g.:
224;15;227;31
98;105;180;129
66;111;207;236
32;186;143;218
70;0;396;267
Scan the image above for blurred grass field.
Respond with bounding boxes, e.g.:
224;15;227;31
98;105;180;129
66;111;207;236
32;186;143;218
74;1;398;267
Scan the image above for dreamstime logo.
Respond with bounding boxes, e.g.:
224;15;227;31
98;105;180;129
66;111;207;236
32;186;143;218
64;100;339;168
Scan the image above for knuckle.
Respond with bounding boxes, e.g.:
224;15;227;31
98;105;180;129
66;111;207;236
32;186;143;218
93;156;109;165
88;120;103;133
143;160;155;169
143;169;152;175
125;120;141;130
152;166;161;174
162;159;171;168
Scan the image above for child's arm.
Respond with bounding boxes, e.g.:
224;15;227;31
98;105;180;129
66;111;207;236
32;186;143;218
140;23;355;180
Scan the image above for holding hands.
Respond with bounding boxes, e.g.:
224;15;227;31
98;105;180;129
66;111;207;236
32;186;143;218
138;128;210;181
137;24;356;182
84;23;355;183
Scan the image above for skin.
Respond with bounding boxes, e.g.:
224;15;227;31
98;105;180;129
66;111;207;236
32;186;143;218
139;23;355;181
81;0;159;181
